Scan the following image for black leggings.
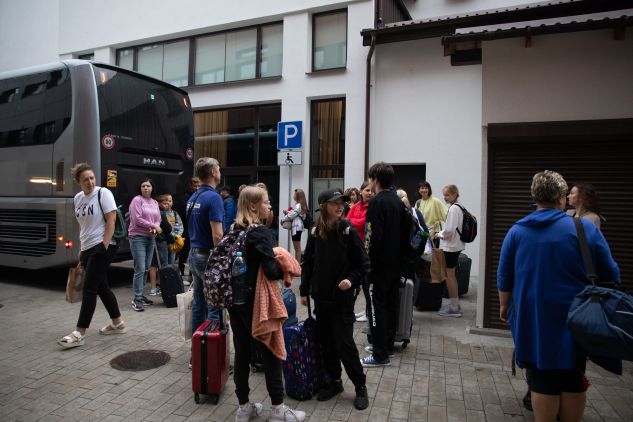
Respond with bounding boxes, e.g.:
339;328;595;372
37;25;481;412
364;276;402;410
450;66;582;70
77;243;121;328
229;299;284;405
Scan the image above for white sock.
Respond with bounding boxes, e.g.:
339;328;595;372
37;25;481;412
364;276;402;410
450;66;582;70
449;298;459;307
272;404;283;411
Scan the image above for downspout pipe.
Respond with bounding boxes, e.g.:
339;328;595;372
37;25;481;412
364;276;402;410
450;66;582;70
364;32;376;176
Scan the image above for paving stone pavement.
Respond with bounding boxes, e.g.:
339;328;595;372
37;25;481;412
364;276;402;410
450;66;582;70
1;265;632;421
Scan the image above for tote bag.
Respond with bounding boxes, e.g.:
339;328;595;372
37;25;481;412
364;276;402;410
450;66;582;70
430;238;447;283
65;264;84;303
177;286;194;341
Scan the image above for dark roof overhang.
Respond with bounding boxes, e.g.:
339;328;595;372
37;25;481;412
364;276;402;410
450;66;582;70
442;13;632;50
361;0;633;46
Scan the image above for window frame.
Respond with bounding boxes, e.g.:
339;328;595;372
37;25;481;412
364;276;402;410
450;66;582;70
308;97;346;211
311;9;348;73
115;21;283;87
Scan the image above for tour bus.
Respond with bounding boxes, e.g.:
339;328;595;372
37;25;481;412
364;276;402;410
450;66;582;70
0;60;194;269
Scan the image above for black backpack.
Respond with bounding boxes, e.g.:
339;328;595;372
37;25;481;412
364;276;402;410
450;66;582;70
301;211;314;230
453;204;477;243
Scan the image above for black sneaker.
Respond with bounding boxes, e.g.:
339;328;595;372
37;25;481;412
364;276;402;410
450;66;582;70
141;296;154;306
132;299;144;312
317;380;343;401
354;386;369;410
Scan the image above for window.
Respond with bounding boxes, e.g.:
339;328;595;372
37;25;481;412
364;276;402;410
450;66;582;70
313;10;347;71
194;105;281;212
118;49;134;70
0;70;72;148
195;34;226;84
261;24;283;78
78;53;94;60
310;98;346;207
118;22;282;86
225;29;257;82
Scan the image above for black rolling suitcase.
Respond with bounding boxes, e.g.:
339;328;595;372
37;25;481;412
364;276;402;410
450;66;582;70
442;253;471;298
154;244;184;307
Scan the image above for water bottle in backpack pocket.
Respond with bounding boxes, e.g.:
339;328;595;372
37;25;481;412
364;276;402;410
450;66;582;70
231;251;248;305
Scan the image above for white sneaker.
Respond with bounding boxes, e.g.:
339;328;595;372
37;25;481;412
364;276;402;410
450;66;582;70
268;404;306;422
236;402;263;422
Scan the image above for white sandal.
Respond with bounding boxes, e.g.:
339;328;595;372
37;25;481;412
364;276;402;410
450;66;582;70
58;330;84;349
99;321;127;335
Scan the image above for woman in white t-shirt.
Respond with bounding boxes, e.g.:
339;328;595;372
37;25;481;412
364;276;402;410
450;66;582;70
58;163;126;349
436;184;465;318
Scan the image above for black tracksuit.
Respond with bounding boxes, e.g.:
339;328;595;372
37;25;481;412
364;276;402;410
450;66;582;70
300;220;369;389
364;190;403;361
228;225;285;405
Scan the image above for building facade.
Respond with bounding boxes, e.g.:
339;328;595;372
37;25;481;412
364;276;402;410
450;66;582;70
2;0;632;328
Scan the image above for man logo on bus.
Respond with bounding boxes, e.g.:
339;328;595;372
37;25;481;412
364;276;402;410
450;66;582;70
101;135;115;149
143;158;166;167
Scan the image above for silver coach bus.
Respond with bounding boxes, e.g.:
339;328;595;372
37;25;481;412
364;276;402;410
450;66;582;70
0;60;194;269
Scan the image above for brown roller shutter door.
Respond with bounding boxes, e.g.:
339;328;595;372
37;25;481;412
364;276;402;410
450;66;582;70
484;119;633;329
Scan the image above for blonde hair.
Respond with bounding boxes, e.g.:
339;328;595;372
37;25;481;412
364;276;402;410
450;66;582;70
396;189;410;208
531;170;568;205
443;184;460;199
294;188;309;214
236;186;267;227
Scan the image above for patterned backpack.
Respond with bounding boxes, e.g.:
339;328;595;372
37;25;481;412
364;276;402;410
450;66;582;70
203;223;260;309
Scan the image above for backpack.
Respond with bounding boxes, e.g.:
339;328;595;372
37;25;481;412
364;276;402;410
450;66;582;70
400;205;429;267
97;188;127;242
203;223;260;309
453;203;477;243
301;210;313;230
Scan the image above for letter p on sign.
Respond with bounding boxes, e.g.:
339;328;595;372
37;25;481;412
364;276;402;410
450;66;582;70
277;121;303;150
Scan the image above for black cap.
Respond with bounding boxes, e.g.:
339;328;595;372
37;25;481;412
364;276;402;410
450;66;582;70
318;188;350;205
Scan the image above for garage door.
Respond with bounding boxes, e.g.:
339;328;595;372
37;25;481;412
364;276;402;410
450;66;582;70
484;119;633;329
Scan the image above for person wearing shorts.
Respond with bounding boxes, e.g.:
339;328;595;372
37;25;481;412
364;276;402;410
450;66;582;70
497;170;619;421
435;184;465;318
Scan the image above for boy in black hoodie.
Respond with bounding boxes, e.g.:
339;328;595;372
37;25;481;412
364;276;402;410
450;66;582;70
361;162;403;367
300;189;370;410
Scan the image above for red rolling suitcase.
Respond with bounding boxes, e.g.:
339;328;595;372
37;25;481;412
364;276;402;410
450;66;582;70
191;314;230;404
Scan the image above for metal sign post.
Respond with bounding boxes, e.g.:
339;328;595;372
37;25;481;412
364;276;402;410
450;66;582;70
277;121;303;251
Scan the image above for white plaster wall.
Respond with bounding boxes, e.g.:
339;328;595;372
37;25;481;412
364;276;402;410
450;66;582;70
57;0;365;54
0;0;60;72
186;1;373;249
372;38;484;275
403;0;537;20
483;30;633;124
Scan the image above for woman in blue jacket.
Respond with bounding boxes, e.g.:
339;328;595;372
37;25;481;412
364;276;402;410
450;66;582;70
497;170;619;422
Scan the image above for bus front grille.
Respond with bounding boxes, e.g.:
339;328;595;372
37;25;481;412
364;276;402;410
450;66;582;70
0;210;57;256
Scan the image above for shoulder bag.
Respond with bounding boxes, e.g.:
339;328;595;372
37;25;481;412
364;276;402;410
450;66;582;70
567;218;633;361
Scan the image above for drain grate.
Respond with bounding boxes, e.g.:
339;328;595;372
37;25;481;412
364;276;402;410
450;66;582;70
110;350;170;371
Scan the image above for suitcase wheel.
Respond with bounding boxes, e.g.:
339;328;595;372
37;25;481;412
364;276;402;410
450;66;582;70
210;394;219;405
194;393;200;404
402;339;410;349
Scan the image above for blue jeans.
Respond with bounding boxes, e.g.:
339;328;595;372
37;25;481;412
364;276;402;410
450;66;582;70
155;241;171;267
190;250;219;334
129;236;155;299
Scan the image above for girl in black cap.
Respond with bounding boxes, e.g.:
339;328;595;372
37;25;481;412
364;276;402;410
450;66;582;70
299;189;370;410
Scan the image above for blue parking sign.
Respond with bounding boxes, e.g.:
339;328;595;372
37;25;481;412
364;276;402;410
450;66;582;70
277;121;302;150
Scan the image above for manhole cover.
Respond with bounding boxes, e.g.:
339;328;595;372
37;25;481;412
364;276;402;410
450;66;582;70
110;350;170;371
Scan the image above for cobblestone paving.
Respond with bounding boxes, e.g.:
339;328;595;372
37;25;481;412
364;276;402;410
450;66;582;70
1;265;632;421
